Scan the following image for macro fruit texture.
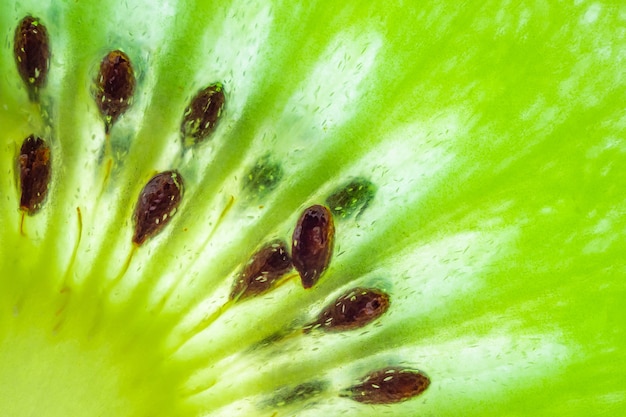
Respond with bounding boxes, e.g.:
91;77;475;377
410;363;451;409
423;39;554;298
1;1;625;417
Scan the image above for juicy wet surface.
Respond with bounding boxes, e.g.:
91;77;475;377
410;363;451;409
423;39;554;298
1;2;625;417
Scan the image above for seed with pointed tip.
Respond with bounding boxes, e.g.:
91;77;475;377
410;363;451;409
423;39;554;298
13;16;50;100
132;171;184;246
181;83;226;146
342;367;430;404
230;239;292;301
291;205;334;289
94;50;136;133
18;135;51;215
305;287;389;332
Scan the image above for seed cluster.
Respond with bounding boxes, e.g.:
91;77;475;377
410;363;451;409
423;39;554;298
231;204;430;407
13;16;53;220
10;14;430;412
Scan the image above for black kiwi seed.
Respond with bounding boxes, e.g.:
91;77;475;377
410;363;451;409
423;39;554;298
291;205;335;289
181;83;225;147
305;287;390;332
94;50;136;133
341;367;430;404
13;16;50;101
132;170;184;246
18;135;51;215
230;239;292;301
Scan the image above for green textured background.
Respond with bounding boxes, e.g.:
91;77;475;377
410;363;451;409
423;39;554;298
0;1;625;416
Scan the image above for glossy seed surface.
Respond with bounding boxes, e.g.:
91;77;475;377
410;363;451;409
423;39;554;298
306;287;390;332
94;50;136;133
291;205;335;289
132;170;184;245
18;135;51;214
343;367;430;404
181;83;225;146
230;239;292;301
13;16;50;100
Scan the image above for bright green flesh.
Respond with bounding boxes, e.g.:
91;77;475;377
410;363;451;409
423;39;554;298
1;1;625;416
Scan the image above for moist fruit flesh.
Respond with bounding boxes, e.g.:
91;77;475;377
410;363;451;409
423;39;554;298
1;1;626;417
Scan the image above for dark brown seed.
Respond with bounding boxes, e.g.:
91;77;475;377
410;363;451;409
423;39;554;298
181;83;225;147
305;287;389;332
94;50;136;133
132;171;184;246
18;135;51;215
342;367;430;404
230;239;292;301
13;16;50;101
291;205;335;289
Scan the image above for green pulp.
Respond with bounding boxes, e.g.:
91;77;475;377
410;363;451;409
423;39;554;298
0;1;625;416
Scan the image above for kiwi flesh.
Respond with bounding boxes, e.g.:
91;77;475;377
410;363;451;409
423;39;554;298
1;1;625;417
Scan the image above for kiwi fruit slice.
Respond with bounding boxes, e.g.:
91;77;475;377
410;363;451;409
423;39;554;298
1;1;625;416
